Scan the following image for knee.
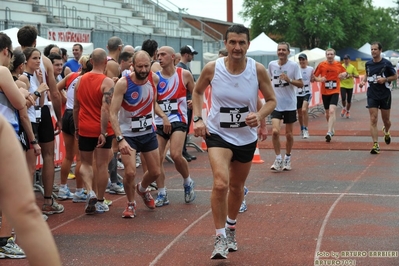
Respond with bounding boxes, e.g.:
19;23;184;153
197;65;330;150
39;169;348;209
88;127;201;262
302;108;308;116
124;169;136;181
272;128;280;138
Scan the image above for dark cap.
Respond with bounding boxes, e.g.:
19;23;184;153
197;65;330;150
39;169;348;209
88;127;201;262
343;54;350;59
180;45;198;55
298;53;307;60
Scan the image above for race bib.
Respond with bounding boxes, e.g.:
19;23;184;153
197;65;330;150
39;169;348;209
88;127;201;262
131;114;152;132
325;80;337;89
219;106;249;128
35;106;41;123
158;99;178;116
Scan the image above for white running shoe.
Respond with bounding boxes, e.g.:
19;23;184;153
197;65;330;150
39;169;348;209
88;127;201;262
270;159;283;171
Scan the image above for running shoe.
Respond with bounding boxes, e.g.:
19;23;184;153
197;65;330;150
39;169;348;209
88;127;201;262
73;190;87;203
108;182;126;195
340;109;346;118
95;201;109;213
136;183;155;209
155;193;169;207
270;158;283;171
42;199;64;215
383;126;391;145
302;129;309;139
58;185;74;200
283;157;292;171
117;160;124;170
210;234;228;259
184;181;196;203
226;226;237;252
346;111;350;119
239;186;248;213
85;191;97;215
52;184;59;192
122;202;136;218
370;142;380;154
325;132;333;142
0;237;26;259
104;198;113;206
148;181;158;191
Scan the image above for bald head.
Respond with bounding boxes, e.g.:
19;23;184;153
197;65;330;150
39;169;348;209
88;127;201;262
159;46;175;55
174;52;181;66
133;50;151;65
91;48;107;65
122;45;135;54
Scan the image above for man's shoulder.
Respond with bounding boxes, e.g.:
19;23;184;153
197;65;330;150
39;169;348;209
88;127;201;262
176;62;187;69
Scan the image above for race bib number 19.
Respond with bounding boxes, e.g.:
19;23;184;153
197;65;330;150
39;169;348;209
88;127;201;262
219;106;249;128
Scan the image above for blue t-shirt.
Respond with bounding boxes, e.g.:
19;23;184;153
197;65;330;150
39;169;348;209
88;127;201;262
365;58;396;100
65;59;81;72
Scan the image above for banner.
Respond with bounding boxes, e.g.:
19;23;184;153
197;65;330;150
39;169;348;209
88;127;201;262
47;28;91;43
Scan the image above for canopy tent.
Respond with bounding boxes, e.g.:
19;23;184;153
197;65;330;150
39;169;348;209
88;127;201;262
336;47;372;61
247;32;278;56
310;48;341;61
0;27;94;56
383;50;399;58
358;43;371;55
288;49;325;68
203;52;219;64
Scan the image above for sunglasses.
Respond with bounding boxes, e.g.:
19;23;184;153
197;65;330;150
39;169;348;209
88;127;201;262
7;48;13;59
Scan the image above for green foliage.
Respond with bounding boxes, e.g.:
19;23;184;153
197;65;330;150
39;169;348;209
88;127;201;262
240;0;399;50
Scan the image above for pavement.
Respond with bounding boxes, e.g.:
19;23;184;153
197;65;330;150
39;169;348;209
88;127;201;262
4;90;399;266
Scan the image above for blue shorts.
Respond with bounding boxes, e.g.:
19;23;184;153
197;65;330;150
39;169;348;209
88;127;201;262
124;132;158;153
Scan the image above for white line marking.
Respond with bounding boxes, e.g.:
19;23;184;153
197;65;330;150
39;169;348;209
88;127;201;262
313;156;379;261
149;209;212;266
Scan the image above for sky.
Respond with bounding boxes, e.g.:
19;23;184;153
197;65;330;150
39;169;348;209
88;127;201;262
157;0;396;27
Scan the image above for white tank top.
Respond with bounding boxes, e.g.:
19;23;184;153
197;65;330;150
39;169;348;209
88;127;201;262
23;72;38;123
207;57;258;146
34;56;49;106
66;76;80;109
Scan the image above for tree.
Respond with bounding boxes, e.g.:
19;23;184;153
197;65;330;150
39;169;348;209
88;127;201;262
240;0;398;50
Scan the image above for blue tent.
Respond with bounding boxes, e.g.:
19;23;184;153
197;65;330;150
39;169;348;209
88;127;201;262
383;50;399;57
336;47;372;61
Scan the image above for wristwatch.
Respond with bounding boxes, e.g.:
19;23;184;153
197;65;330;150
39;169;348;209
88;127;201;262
116;135;124;142
289;78;293;83
30;139;38;145
34;91;41;98
101;132;108;138
193;116;203;123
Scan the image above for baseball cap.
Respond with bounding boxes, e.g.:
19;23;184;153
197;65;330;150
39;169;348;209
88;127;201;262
343;54;350;59
180;45;198;55
298;53;307;60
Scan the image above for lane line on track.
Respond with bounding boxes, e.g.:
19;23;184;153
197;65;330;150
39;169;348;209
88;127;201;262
149;209;212;266
313;156;380;261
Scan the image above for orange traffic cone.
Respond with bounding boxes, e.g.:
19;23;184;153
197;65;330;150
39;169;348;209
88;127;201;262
252;144;264;164
201;139;207;151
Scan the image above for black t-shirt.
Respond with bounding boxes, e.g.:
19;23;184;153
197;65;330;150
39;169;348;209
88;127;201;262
366;58;396;100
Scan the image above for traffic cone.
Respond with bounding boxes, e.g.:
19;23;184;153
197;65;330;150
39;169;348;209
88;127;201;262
201;139;207;151
252;144;264;164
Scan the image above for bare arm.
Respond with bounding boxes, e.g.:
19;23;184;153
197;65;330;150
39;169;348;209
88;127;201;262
101;77;115;135
0;67;26;110
256;63;277;121
104;61;120;79
64;66;72;77
109;77;126;138
73;78;81;137
183;69;195;94
151;62;162;73
44;57;62;126
18;107;41;155
0;115;61;266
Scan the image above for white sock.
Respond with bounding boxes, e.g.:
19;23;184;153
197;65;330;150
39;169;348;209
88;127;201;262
285;154;291;160
139;183;146;193
276;154;282;160
216;228;226;238
225;216;236;228
183;176;192;186
158;188;166;195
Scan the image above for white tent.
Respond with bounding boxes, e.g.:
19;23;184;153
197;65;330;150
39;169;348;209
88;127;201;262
247;32;278;56
311;47;341;61
1;27;94;56
358;43;371;55
289;49;325;68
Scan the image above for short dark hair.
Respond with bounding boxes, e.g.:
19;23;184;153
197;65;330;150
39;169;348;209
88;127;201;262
107;36;123;52
371;41;382;51
73;44;83;51
118;51;133;64
0;33;12;53
225;24;250;42
44;44;59;57
17;25;38;47
48;53;62;64
60;48;68;57
141;39;158;57
278;42;291;51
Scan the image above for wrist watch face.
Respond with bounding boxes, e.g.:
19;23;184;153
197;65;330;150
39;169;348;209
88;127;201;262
193;116;201;122
116;135;123;142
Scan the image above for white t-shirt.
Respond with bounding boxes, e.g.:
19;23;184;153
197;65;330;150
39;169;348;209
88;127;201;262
296;66;314;96
268;60;302;111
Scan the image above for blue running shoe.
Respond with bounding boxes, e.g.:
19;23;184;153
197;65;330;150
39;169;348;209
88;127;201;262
184;181;196;203
155;193;169;207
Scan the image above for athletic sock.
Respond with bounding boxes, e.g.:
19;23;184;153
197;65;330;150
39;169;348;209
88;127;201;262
226;216;236;228
183;176;193;186
216;228;226;238
158;187;166;195
276;154;282;160
138;183;146;193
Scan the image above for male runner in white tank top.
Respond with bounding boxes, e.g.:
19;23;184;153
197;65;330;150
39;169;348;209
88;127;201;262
192;24;276;260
